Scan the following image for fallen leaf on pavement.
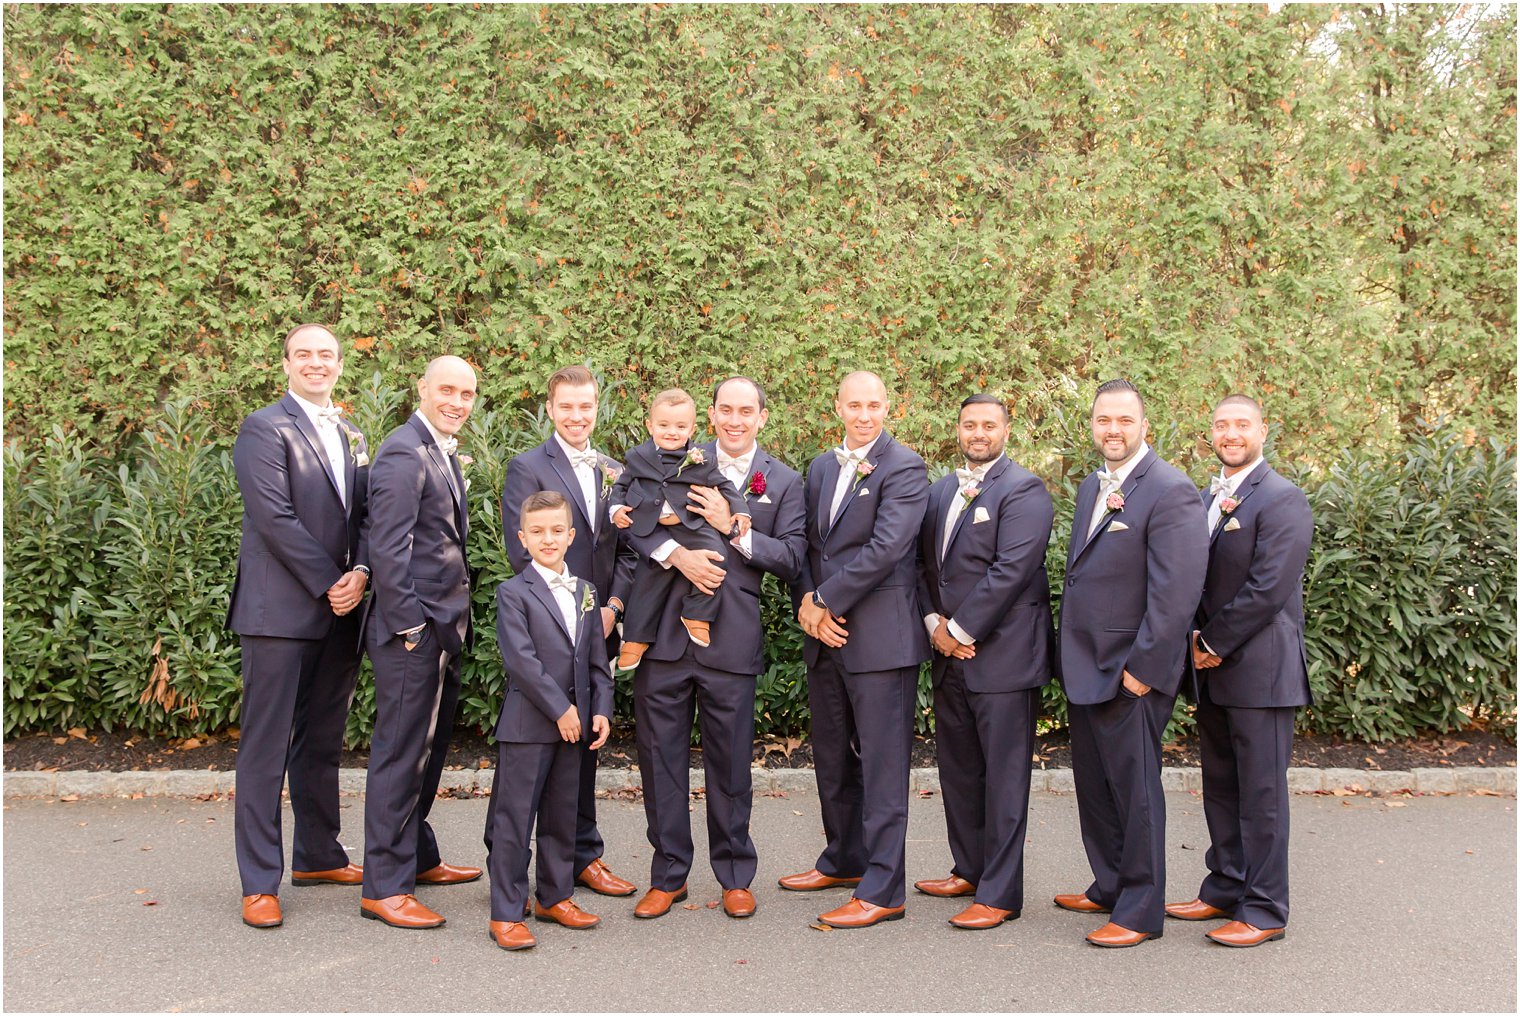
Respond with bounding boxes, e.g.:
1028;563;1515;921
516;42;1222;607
67;727;87;740
809;923;834;932
683;903;700;910
133;889;148;894
59;794;79;803
142;900;158;906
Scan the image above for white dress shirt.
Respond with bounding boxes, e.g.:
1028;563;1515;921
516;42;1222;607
923;458;998;646
828;434;881;525
532;560;581;638
290;390;346;508
554;432;599;531
1086;444;1150;540
1207;456;1264;534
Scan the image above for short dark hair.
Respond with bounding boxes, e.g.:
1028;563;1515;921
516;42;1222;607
712;375;767;410
546;365;597;400
282;323;339;359
519;490;572;528
1091;378;1145;415
958;393;1009;422
1214;393;1263;417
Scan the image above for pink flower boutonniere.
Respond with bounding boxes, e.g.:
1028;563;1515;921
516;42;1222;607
960;484;982;507
748;470;766;497
678;447;706;474
1219;496;1240;515
1106;491;1125;513
600;463;619;497
852;460;876;488
340;423;369;468
457;454;474;468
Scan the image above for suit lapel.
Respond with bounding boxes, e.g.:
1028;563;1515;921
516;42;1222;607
828;434;889;539
944;456;1009;561
1068;473;1099;569
814;453;842;540
339;421;359;516
1210;461;1270;546
544;439;596;535
283;395;343;506
1071;450;1155;567
524;568;574;644
410;414;466;536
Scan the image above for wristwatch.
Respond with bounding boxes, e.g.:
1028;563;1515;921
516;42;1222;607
352;565;371;578
810;591;829;613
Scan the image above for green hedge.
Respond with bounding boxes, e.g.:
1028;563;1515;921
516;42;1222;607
4;396;1513;745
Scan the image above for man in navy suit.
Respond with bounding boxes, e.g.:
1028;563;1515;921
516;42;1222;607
620;376;807;920
501;365;638;899
782;371;931;929
914;394;1054;930
1165;394;1313;948
228;324;371;929
1054;378;1208;947
359;355;483;930
486;490;614;950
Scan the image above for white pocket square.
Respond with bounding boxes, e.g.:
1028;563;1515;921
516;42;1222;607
756;494;772;504
973;506;991;524
857;487;869;497
1223;517;1241;532
1108;521;1129;532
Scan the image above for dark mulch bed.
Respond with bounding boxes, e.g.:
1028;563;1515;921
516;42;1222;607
5;725;1513;775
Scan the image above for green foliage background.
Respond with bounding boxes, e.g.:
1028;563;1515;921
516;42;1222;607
4;4;1516;746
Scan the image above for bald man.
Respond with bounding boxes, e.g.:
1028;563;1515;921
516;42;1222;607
359;356;483;929
783;371;931;928
228;324;371;930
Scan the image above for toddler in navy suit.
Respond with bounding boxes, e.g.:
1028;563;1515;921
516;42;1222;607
486;490;613;951
609;388;750;668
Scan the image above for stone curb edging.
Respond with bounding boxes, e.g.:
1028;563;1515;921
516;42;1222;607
3;765;1514;799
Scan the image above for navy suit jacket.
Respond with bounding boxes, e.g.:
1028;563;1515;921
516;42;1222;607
362;413;472;657
1193;462;1314;709
626;442;808;676
1059;448;1207;704
917;456;1055;694
494;569;614;743
227;393;368;639
797;431;932;674
502;438;635;610
611;440;749;537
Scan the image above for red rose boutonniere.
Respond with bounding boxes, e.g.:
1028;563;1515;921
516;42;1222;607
1219;496;1240;515
748;470;766;497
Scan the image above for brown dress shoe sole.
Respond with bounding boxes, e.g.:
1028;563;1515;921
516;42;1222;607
819;908;906;929
360;907;445;929
488;929;536;951
949;908;1021;929
242;913;282;929
1087;929;1161;948
1209;928;1286;948
634;888;688;919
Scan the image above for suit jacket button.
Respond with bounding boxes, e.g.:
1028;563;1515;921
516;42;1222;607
822;553;829;562
1067;576;1076;586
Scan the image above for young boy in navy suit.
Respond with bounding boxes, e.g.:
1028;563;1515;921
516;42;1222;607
609;388;751;668
486;490;613;951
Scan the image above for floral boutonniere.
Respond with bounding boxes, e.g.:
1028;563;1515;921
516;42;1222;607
580;584;595;615
1105;490;1125;514
959;483;982;507
457;454;473;468
677;446;706;474
851;460;876;489
340;422;369;468
1218;496;1240;515
747;470;766;497
600;462;620;498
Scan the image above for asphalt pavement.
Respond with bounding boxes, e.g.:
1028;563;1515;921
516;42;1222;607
3;787;1514;1012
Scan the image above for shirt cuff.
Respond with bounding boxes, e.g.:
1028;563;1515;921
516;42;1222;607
731;529;753;558
947;618;975;645
609;503;627;521
1198;634;1219;657
650;540;680;567
923;613;943;638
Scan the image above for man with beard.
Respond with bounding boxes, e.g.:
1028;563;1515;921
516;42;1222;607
1165;394;1313;948
914;394;1054;930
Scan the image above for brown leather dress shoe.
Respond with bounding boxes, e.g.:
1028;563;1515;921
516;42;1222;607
722;888;757;918
633;885;688;919
1053;892;1110;914
360;894;445;929
1086;921;1161;948
681;618;711;647
818;897;906;928
534;898;601;929
1207;920;1285;948
415;862;482;885
291;863;363;886
242;893;283;928
914;875;977;898
487;920;536;951
777;868;863;892
1165;897;1230;921
576;858;637;897
949;903;1019;929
